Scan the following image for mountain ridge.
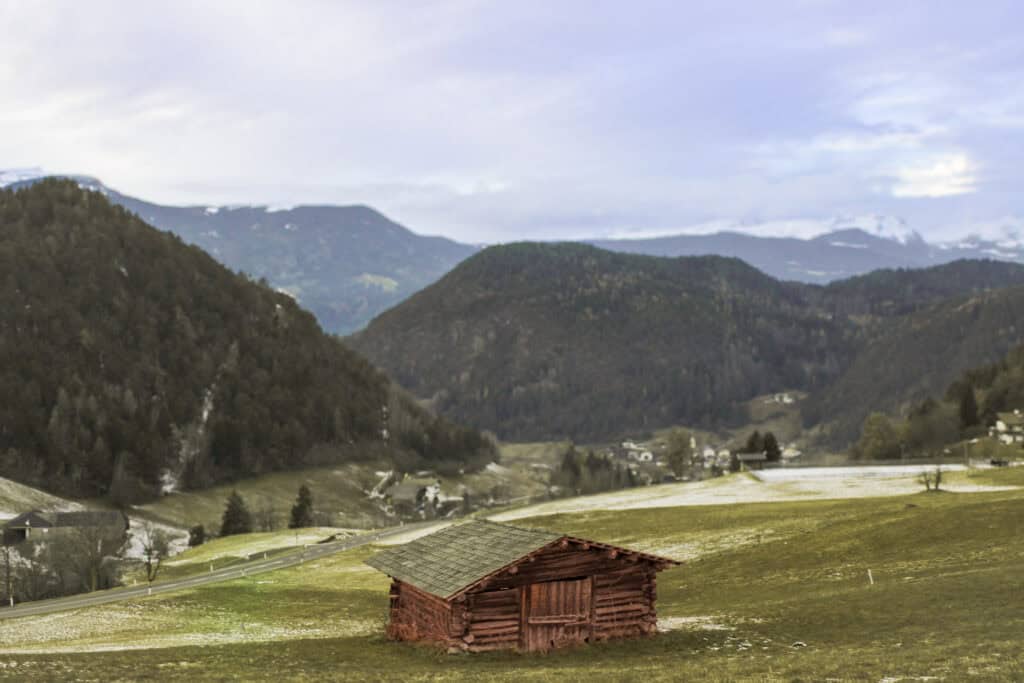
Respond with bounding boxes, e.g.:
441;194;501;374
3;174;478;335
350;242;1024;445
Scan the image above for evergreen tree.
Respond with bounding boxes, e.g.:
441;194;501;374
728;451;741;473
220;491;252;536
289;485;315;529
958;385;979;430
852;413;901;461
763;432;782;462
188;524;206;547
744;430;764;454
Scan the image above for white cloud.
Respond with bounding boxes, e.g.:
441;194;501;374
823;28;869;48
0;2;1020;242
890;153;977;198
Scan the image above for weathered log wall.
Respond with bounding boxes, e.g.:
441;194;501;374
387;580;455;645
385;542;665;652
459;544;659;652
591;565;657;641
458;587;522;651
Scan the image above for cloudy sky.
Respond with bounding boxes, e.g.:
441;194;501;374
1;1;1022;242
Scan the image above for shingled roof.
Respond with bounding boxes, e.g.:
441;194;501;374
3;509;126;529
365;520;563;598
3;510;55;529
365;520;679;599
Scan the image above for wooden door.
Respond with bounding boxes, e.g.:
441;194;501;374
522;577;592;651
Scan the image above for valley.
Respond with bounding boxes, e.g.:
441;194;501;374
5;7;1023;680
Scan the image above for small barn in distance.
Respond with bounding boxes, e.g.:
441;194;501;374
365;520;678;652
2;509;128;545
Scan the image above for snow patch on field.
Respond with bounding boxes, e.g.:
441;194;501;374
0;602;375;654
659;615;735;632
123;519;190;560
373;521;452;546
489;468;1017;521
0;476;81;519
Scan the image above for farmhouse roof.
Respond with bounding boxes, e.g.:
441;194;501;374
3;510;55;529
2;509;126;530
365;520;677;600
996;412;1024;428
54;511;127;528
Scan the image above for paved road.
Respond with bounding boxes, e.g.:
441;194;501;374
0;522;435;621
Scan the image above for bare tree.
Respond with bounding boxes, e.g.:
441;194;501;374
16;541;58;601
919;466;944;492
139;523;171;586
1;541;12;605
256;497;278;532
51;525;129;593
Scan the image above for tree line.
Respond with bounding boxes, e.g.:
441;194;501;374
851;341;1024;459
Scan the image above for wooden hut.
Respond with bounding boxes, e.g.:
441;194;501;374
365;520;678;652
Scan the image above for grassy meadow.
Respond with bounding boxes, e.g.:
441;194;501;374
2;469;1023;681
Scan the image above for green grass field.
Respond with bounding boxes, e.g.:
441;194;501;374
135;464;394;532
2;469;1023;681
133;441;565;534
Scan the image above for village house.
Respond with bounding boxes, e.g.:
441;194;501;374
992;411;1024;445
735;452;767;471
2;509;128;546
365;520;678;652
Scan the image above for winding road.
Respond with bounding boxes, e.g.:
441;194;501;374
0;522;436;621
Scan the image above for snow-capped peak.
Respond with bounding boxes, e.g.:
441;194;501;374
948;217;1024;249
825;214;922;245
598;214;922;243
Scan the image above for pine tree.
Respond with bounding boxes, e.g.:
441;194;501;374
289;485;315;529
744;430;764;454
188;524;206;547
220;491;252;536
959;385;979;430
763;432;782;462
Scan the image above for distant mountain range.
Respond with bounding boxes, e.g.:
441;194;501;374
350;243;1024;446
590;218;1024;284
4;169;1023;332
2;171;477;335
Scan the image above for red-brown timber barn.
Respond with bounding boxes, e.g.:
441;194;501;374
365;520;679;652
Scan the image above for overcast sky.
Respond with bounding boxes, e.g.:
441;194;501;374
1;1;1022;242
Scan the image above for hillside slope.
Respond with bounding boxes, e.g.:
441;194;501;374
350;243;856;441
9;176;477;334
0;180;493;502
807;285;1024;444
351;243;1024;443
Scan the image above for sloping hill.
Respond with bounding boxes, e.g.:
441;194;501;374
806;285;1024;444
350;243;858;441
351;242;1024;443
0;180;493;502
9;176;477;334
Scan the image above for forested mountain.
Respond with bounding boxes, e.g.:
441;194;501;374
7;176;477;334
848;341;1024;460
0;180;494;502
805;284;1024;444
350;242;1024;444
